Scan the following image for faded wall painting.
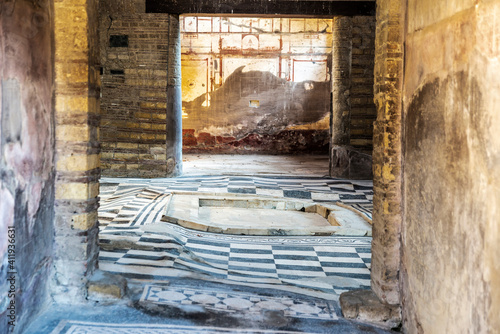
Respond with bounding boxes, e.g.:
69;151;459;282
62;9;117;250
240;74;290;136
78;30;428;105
181;16;332;153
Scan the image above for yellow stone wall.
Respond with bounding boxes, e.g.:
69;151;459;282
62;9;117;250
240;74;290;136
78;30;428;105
53;0;101;302
370;0;404;305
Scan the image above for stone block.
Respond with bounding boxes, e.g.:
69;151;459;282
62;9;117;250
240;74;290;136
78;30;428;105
57;154;99;171
304;204;317;212
55;182;99;200
87;271;127;301
340;289;401;329
55;61;89;84
225;227;250;235
334;228;367;236
207;226;223;233
52;284;88;305
56;95;88;114
316;205;330;218
57;124;90;142
71;211;98;230
327;212;340;226
178;219;208;232
52;259;89;287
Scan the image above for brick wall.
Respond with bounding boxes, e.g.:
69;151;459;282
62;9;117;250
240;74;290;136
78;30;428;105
350;16;376;153
99;10;172;177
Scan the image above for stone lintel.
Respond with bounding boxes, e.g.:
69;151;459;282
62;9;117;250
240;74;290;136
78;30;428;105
146;0;376;16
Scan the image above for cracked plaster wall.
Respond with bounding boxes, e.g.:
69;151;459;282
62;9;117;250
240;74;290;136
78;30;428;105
180;16;333;154
0;0;55;332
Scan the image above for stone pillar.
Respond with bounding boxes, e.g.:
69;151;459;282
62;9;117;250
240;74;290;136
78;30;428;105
330;16;353;177
52;0;101;303
166;15;183;177
371;0;404;305
331;16;352;147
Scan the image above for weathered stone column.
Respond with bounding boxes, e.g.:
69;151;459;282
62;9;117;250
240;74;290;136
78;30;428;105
330;16;353;177
331;16;352;148
339;4;403;324
371;0;404;305
166;14;183;177
52;0;101;303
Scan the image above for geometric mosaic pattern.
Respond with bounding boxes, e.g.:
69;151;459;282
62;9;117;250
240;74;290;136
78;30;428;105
50;321;320;334
98;175;373;298
100;226;372;297
99;175;373;225
141;285;339;320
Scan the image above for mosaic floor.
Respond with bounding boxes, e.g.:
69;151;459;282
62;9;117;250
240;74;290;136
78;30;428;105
50;321;320;334
25;173;393;334
141;284;339;320
98;175;373;298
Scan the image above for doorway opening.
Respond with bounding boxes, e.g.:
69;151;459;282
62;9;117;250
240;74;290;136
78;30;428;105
179;15;332;175
95;11;377;326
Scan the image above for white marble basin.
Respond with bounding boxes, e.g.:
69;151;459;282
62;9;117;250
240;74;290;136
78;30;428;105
159;192;371;236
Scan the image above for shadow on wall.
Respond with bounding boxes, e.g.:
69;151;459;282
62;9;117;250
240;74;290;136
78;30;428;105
182;66;330;153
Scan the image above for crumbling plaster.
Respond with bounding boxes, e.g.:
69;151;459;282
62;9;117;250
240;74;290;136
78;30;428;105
180;16;333;154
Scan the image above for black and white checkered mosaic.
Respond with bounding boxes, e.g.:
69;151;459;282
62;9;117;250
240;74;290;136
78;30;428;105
98;175;373;298
99;175;373;224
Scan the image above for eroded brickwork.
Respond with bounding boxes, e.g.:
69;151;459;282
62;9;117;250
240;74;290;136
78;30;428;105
370;0;404;305
99;8;172;177
330;16;375;179
350;16;376;152
53;0;101;303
